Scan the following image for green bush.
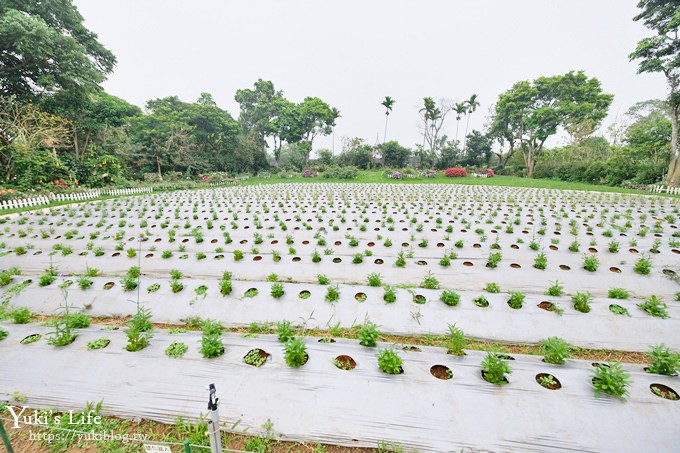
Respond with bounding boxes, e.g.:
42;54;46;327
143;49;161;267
322;166;359;180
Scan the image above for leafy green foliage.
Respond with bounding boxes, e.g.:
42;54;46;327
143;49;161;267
540;337;572;365
646;344;680;376
284;338;308;367
125;307;153;352
11;307;31;324
592;362;632;400
165;341;188;358
445;324;466;355
420;271;440;289
376;347;403;374
485;282;500;293
358;321;379;347
367;273;382;287
86;338;110;350
324;285;340;303
276;320;294;343
481;352;512;386
608;288;630;299
440;289;460;307
270;283;285;299
638;295;669;318
200;319;224;358
572;291;592;313
545;280;564;297
507;291;525;309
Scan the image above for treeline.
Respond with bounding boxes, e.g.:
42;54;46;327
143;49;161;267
0;2;673;190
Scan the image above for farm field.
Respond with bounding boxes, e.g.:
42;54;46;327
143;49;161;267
1;182;680;452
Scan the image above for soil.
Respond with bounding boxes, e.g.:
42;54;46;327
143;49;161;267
538;301;555;311
334;355;357;370
535;373;562;390
430;364;452;380
650;383;680;401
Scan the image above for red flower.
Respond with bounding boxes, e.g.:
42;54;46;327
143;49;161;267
443;167;468;178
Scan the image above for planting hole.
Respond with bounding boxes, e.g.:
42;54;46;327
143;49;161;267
473;243;481;248
214;254;224;260
211;239;218;244
430;365;453;380
112;252;120;257
629;248;639;254
299;290;311;299
335;241;342;246
671;249;680;255
549;245;558;251
292;256;301;262
463;261;474;267
302;240;310;245
182;238;189;243
20;334;41;345
367;242;375;247
609;267;621;273
510;244;519;249
402;242;409;247
240;239;248;244
253;256;262;261
588;247;598;253
559;265;571;270
271;240;278;245
535;373;561;390
416;260;427;266
145;253;154;258
402;345;422;352
333;257;342;263
355;292;367;302
436;242;444;248
413;294;426;304
510;263;521;269
663;269;677;277
334;355;356;370
538;301;555;311
154;238;161;242
244;288;259;298
374;258;384;265
103;282;115;290
33;251;42;255
243;349;270;367
650;383;679;401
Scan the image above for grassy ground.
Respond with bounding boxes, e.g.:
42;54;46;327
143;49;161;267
239;171;672;196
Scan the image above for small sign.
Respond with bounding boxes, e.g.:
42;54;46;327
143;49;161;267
143;444;173;453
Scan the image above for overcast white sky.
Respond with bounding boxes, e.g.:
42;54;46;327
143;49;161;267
75;0;668;153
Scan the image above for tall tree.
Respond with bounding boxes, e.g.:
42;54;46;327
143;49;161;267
0;1;116;99
419;97;451;158
381;96;395;143
491;71;613;178
630;0;680;185
330;107;341;153
288;97;336;167
453;102;467;143
462;94;480;152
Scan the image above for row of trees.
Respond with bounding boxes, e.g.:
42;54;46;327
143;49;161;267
0;0;677;188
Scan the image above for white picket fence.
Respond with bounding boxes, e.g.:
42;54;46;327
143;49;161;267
471;173;489;178
0;187;153;211
650;185;680;195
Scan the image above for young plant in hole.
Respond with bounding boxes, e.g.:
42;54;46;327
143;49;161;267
325;284;340;303
583;254;599;272
352;253;363;264
507;291;525;309
147;282;161;293
420;271;440;289
608;288;630;299
446;323;466;355
195;285;208;297
545;280;564;297
367;273;382;287
276;320;294;343
316;274;330;285
486;251;502;268
86;338;110;350
244;288;259;298
376;347;403;374
645;344;680;376
533;251;548;270
200;319;224;358
270;283;285;299
634;254;652;275
244;349;267;367
383;285;397;304
165;341;188;358
395;250;407;267
474;295;489;307
592;362;631;400
609;304;630;316
637;295;669;318
481;352;511;386
572;291;593;313
485;282;500;293
125;306;153;352
284;338;308;367
440;289;461;307
537;374;558;388
312;249;321;263
540;337;572;364
358;320;379;347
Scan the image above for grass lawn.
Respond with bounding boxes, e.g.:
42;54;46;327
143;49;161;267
240;170;672;196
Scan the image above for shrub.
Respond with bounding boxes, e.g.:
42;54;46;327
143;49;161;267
572;291;592;313
637;295;669;318
367;273;382;287
322;166;358;180
592;362;632;400
200;320;224;359
446;324;466;355
383;285;397;304
486;168;495;177
507;291;525;309
376;347;403;374
284;338;308;367
540;337;572;364
608;288;630;299
440;289;460;306
358;321;379;347
646;344;680;376
276;320;294;343
443;167;468;178
545;280;564;297
481;352;511;386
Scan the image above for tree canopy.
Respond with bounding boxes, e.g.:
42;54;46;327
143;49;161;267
0;0;116;99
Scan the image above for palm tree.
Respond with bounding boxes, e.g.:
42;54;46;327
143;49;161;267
381;96;395;143
462;94;480;152
330;107;341;153
454;102;467;143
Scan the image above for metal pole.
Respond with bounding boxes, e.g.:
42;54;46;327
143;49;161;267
0;420;14;453
207;383;222;453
